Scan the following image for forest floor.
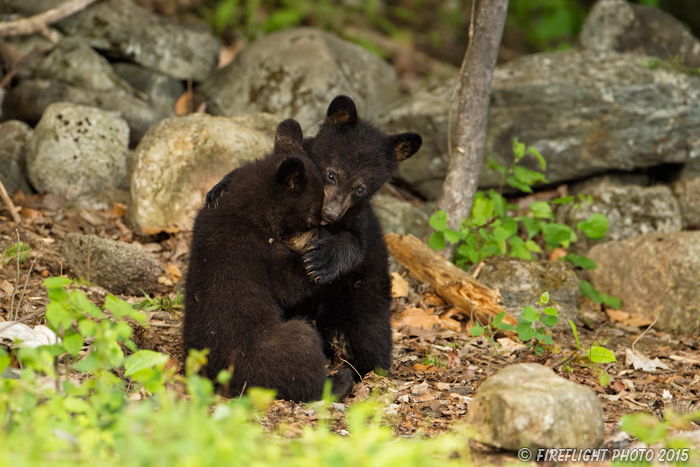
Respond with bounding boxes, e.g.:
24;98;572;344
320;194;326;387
1;192;699;465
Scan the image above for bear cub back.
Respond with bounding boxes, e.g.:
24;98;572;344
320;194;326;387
183;119;335;401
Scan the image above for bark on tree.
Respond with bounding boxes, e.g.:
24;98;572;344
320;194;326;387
434;0;509;259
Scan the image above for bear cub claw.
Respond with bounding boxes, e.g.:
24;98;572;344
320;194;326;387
303;237;343;284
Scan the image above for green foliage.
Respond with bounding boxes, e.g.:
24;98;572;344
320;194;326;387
429;139;608;268
422;350;446;368
430;137;622;312
617;411;699;467
567;320;617;386
508;0;587;50
1;240;31;264
1;278;467;465
134;291;184;313
512;292;558;355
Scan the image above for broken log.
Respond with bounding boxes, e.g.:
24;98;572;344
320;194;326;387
385;233;517;327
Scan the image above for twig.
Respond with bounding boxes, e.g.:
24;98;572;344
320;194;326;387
339;357;362;381
9;230;20;321
0;0;100;38
0;179;21;224
631;318;657;353
15;241;45;321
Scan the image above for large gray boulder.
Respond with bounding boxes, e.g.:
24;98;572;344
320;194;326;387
371;194;429;238
0;121;33;194
198;28;399;129
25;103;130;204
580;0;700;67
1;0;218;81
4;80;163;147
33;37;132;94
556;181;682;253
128;113;280;234
61;233;161;296
381;50;700;199
467;257;580;325
466;363;605;450
588;232;700;333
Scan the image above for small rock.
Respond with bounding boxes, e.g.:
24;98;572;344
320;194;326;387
198;28;399;129
0;322;60;348
372;194;429;237
580;0;700;67
61;233;161;295
671;177;700;228
469;257;580;325
466;363;605;450
33;37;132;94
556;181;682;253
25;103;130;204
0;121;34;194
128;113;279;234
587;231;700;333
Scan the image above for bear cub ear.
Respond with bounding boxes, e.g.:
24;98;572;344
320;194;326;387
389;132;422;162
326;95;358;127
275;158;306;191
274;119;304;152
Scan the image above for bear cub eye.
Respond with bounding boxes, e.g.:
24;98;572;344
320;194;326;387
354;186;366;196
327;171;336;182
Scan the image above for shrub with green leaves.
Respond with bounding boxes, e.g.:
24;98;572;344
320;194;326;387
429;139;609;269
1;278;468;465
566;319;617;386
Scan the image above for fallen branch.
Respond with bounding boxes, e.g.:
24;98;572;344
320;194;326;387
385;233;517;327
0;178;21;224
0;0;100;38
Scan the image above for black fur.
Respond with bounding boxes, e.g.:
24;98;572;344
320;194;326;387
203;97;422;382
184;119;352;402
296;96;421;379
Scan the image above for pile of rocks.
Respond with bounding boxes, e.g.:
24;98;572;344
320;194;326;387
1;0;700;332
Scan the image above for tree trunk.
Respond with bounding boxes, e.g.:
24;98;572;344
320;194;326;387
434;0;509;259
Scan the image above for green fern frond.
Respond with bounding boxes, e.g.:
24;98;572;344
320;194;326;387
2;241;32;264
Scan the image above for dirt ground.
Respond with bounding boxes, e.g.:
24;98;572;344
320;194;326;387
1;192;699;464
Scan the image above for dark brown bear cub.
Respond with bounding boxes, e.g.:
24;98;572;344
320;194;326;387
183;119;346;402
296;96;422;380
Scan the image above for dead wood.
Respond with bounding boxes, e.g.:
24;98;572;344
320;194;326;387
0;0;100;38
385;233;517;328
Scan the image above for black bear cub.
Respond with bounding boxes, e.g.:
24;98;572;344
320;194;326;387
183;119;350;402
205;97;422;384
295;96;422;380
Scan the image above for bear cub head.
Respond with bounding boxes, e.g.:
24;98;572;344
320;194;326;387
215;119;324;244
305;95;422;225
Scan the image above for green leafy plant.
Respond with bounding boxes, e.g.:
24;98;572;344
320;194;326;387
508;0;586;51
469;293;559;356
514;292;559;356
429;139;610;269
134;291;184;313
1;239;31;264
422;350;446;368
1;278;468;465
566;319;617;386
617;410;699;467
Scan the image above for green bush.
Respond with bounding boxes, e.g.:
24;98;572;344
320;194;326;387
0;278;468;466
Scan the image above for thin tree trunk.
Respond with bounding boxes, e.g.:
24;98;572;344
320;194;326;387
434;0;509;259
